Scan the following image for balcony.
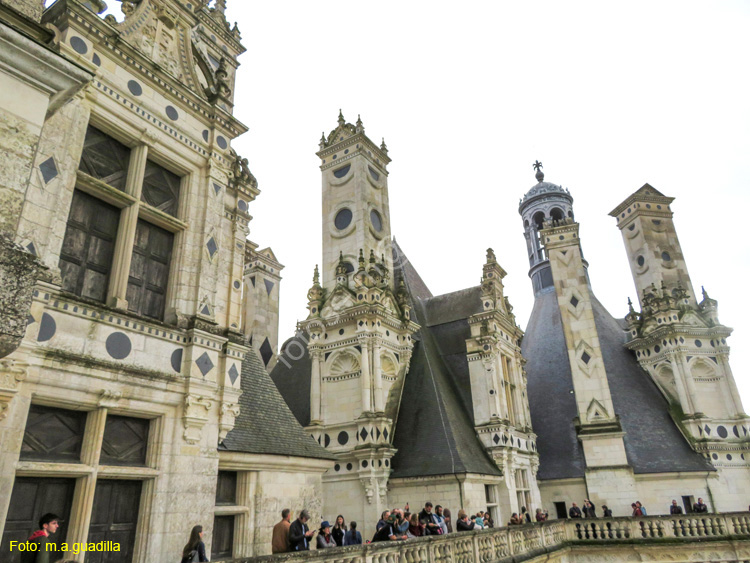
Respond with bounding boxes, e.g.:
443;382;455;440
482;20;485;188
229;512;750;563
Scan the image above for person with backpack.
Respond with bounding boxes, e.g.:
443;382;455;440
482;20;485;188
180;525;208;563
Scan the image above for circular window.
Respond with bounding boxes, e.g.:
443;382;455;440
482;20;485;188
695;340;703;348
370;209;383;232
334;208;353;230
662;251;671;262
637;256;645;267
337;431;349;445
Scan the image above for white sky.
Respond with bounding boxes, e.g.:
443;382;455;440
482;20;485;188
79;2;750;404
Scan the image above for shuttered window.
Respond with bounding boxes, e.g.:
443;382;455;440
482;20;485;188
126;219;173;320
78;125;131;190
59;189;120;303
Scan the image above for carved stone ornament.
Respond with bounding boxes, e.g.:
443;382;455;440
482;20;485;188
360;477;375;504
98;389;124;408
218;401;240;442
0;359;28;421
183;394;212;444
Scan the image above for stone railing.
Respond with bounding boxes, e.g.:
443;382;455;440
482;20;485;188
230;512;750;563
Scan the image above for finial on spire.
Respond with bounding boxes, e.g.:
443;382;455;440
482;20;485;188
215;0;226;14
355;114;364;133
380;138;388;154
358;249;365;270
319;132;326;150
628;297;635;313
338;109;345;126
533;160;544;182
702;286;708;300
369;249;376;264
486;248;496;264
312;264;320;284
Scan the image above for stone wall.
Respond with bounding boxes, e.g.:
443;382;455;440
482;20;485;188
0;0;43;22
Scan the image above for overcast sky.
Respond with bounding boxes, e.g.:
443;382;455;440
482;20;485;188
93;2;750;404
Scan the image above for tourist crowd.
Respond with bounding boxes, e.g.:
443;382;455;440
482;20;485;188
269;496;716;553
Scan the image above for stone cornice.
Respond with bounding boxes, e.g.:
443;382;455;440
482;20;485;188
45;0;248;138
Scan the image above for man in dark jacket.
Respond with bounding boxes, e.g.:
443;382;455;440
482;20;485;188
569;503;582;518
20;513;59;563
288;510;314;551
670;500;684;515
582;500;596;518
419;502;440;535
693;498;708;513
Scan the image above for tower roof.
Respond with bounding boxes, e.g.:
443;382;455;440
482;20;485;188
316;110;390;165
523;289;714;480
609;183;675;217
519;161;572;213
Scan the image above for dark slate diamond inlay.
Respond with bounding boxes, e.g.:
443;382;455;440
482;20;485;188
196;352;214;376
37;312;56;342
206;237;218;257
493;433;500;444
92;53;101;66
383;428;388;440
105;332;132;360
201;305;210;315
228;364;239;385
40;157;58;184
259;337;273;366
581;351;591;365
26;242;37;255
360;428;368;441
264;279;274;295
249;276;255;287
213;183;222;195
27;314;36;326
570;295;579;308
171;349;183;373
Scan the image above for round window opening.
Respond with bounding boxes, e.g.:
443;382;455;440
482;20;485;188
662;251;672;262
637;256;645;267
334;208;353;230
370;209;383;232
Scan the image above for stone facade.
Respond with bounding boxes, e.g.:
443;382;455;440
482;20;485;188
243;245;283;370
0;2;329;562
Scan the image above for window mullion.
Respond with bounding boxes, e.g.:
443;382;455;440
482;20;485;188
107;144;148;309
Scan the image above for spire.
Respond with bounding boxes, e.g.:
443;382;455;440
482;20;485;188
356;114;364;133
486;248;497;264
312;264;320;285
338;109;345;126
702;286;709;300
380;138;388;155
358;249;365;271
533;160;544;182
628;297;635;314
319;132;326;150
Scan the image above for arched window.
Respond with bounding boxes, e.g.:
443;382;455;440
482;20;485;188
550;208;564;222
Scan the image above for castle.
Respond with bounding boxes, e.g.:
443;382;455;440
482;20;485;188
0;1;747;562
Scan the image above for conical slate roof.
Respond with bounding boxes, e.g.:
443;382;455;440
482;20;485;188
523;288;714;480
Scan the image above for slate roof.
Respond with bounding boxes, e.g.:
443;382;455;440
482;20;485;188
221;344;334;460
523;288;714;480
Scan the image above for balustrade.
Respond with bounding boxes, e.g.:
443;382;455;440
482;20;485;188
230;512;750;563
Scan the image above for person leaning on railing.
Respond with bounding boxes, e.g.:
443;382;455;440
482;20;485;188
456;510;475;531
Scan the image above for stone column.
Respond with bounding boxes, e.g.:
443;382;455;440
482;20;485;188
666;351;693;415
235;471;254;557
495;354;509;421
360;339;371;413
64;408;107;560
718;355;744;416
678;353;700;415
107;144;148;309
373;339;383;412
310;350;321;423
